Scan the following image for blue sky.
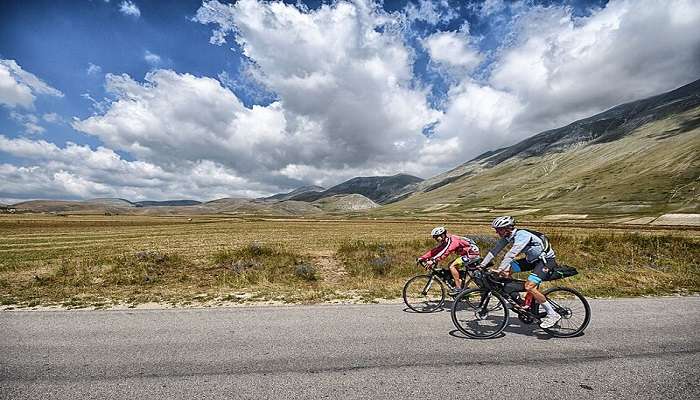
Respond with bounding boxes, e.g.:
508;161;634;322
0;0;698;202
0;0;236;149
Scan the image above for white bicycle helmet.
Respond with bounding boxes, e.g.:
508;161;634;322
431;226;447;237
491;216;515;229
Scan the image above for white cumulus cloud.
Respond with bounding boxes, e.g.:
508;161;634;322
0;135;271;201
144;50;161;66
0;59;63;109
42;112;62;124
10;112;46;134
86;63;102;76
404;0;458;25
423;30;483;73
119;1;140;18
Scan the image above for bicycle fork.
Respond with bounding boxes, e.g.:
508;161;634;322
421;276;435;296
477;291;493;318
546;298;570;318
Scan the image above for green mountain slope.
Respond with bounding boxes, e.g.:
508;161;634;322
377;87;700;220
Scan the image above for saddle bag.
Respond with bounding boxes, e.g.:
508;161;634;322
549;265;579;281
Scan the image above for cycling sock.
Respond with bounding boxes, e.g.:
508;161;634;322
541;301;556;316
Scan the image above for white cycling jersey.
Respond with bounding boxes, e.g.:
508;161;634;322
481;228;556;272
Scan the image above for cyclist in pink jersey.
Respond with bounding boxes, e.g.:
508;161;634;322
417;226;480;295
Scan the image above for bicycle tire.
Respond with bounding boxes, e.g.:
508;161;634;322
541;287;591;337
451;288;509;339
402;274;446;313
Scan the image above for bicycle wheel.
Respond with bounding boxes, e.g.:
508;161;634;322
541;287;591;337
402;275;446;313
451;288;509;339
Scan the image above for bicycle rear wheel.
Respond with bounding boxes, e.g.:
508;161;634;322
541;287;591;337
451;288;509;339
402;275;446;313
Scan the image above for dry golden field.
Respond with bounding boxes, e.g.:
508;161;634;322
1;214;698;308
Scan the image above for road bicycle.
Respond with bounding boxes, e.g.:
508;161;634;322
450;264;590;339
402;259;479;313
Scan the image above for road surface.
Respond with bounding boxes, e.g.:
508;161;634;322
1;297;699;399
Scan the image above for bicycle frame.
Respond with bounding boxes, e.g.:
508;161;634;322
416;261;469;293
471;266;548;322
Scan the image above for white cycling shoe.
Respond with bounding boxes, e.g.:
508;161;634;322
540;314;562;329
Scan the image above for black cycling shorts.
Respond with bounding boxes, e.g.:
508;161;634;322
515;258;557;285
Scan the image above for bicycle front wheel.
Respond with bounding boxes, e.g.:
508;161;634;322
451;288;509;339
402;275;446;313
541;287;591;337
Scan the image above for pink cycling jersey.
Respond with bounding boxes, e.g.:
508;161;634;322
419;234;480;263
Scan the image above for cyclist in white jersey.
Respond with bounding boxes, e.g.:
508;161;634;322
477;216;561;328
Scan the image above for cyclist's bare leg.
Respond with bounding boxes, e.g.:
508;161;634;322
449;264;462;289
524;281;546;303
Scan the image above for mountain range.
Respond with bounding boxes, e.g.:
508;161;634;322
285;174;423;204
6;79;699;222
261;185;326;202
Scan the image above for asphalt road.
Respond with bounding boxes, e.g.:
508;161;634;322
1;297;699;399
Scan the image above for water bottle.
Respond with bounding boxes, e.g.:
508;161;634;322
523;293;533;309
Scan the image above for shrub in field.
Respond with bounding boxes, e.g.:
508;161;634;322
337;239;434;278
211;242;317;285
40;258;97;288
370;245;392;276
294;263;319;282
105;251;187;286
470;234;499;251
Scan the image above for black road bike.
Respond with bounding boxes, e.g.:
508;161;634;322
450;264;590;339
402;259;478;313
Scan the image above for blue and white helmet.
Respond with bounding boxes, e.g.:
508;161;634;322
431;226;447;237
491;216;515;229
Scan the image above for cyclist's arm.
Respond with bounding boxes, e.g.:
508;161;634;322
479;238;508;267
418;242;446;262
496;234;529;272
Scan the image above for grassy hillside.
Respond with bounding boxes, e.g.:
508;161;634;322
376;107;700;219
